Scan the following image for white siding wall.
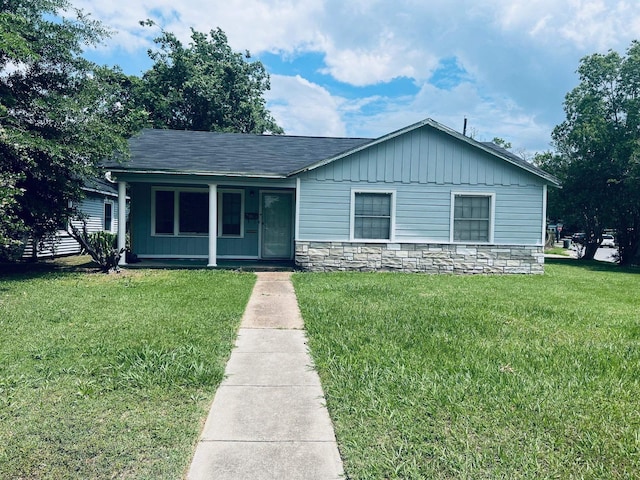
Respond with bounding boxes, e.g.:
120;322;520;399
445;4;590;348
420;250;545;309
22;193;119;258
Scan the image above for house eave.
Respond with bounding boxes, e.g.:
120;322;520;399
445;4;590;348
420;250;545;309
288;118;561;186
105;168;288;180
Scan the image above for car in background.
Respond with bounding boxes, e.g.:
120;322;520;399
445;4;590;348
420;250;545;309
571;232;585;244
601;234;616;248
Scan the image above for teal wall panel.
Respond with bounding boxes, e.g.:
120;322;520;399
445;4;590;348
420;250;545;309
297;124;547;246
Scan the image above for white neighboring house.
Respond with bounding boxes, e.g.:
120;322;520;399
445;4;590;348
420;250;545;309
22;178;123;259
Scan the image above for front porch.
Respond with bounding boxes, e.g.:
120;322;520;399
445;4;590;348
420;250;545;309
124;258;296;271
116;181;297;267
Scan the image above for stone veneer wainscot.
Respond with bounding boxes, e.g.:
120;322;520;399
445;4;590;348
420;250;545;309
295;241;545;274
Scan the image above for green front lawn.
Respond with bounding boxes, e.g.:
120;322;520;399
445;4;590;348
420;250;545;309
0;266;255;479
293;260;640;479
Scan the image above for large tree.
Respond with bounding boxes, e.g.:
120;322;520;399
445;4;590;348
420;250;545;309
0;0;145;259
136;23;283;134
550;41;640;264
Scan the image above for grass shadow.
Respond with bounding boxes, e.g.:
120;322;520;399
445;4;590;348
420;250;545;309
0;255;102;282
546;256;640;274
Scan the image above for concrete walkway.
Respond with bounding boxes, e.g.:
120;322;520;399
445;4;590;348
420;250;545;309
187;272;344;480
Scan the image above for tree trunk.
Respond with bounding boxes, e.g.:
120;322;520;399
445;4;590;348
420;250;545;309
581;242;599;260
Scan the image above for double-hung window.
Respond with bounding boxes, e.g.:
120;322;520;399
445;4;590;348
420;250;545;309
153;188;209;236
452;193;494;242
352;191;394;241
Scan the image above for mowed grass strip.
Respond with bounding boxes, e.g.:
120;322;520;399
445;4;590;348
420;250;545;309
293;260;640;479
0;268;255;479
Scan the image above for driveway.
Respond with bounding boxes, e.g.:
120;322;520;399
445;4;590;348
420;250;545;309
566;245;618;263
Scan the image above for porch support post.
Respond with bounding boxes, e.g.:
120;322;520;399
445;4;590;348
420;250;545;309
117;181;127;266
208;183;217;267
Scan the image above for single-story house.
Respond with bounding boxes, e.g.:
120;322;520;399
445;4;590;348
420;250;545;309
105;118;559;273
22;178;123;259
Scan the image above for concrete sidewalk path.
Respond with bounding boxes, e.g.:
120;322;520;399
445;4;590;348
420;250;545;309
187;272;344;480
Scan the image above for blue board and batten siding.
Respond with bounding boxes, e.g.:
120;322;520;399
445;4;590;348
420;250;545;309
297;126;544;246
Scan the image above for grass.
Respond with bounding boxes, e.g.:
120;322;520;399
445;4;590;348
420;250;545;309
292;259;640;479
0;262;255;479
544;247;570;256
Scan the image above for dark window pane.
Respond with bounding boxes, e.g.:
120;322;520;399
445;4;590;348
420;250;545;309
179;192;208;234
222;192;242;236
155;191;175;234
104;203;112;231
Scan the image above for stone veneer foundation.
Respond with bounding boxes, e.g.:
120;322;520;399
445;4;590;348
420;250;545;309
295;241;545;274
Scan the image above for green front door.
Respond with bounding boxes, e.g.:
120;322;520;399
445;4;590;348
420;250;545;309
261;191;293;259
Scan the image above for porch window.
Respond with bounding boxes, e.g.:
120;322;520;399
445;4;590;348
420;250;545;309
452;193;493;242
153;188;209;236
104;201;113;232
352;191;394;240
217;190;244;237
154;190;175;235
179;191;209;234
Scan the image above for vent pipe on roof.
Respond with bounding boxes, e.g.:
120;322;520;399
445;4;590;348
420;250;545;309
463;117;468;136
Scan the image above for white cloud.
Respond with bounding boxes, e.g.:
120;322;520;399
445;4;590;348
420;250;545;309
70;0;640;152
266;75;346;137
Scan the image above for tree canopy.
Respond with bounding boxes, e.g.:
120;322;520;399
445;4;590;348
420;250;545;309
1;5;283;261
0;0;145;259
135;22;283;134
545;40;640;265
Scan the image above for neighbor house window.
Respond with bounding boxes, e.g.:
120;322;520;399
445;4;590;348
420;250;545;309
352;191;394;240
153;188;208;235
218;190;244;237
103;202;113;232
452;193;493;242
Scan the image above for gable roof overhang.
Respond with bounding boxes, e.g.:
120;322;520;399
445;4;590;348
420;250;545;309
290;118;561;186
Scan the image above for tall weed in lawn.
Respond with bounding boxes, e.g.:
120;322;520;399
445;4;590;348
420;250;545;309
293;261;640;479
0;268;255;479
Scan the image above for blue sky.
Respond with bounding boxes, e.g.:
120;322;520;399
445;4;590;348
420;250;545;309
77;0;640;157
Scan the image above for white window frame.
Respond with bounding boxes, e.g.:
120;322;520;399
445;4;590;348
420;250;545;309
151;187;209;237
350;189;396;242
217;189;245;238
450;191;495;244
103;200;114;232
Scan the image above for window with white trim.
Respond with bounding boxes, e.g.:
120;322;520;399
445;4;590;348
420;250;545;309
353;192;393;240
103;201;113;232
452;194;492;242
152;188;209;236
217;190;244;237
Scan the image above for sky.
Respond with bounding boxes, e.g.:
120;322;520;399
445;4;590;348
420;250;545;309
75;0;640;156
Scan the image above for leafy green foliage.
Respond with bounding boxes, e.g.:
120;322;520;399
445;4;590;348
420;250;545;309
136;22;283;134
0;0;146;252
0;169;26;261
0;267;255;479
293;265;640;479
549;41;640;264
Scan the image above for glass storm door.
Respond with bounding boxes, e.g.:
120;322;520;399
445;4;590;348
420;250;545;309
261;191;293;259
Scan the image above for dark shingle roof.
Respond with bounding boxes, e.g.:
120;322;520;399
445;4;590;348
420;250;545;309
104;121;560;186
480;142;560;185
83;177;118;196
105;129;373;177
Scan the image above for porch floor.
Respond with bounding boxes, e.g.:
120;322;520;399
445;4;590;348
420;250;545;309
124;258;296;272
